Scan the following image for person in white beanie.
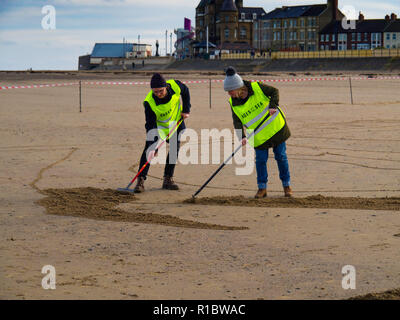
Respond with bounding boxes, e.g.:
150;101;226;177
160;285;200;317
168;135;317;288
224;66;293;198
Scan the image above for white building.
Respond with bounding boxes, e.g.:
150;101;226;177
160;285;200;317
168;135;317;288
384;18;400;49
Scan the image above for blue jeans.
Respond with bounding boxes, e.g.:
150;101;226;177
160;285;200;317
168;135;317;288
255;141;291;190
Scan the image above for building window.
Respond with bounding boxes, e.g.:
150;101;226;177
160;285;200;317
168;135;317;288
224;28;229;39
253;13;257;20
225;16;229;23
386;33;390;40
300;30;305;40
284;20;287;28
293;32;297;40
263;21;270;28
241;13;245;20
352;33;356;41
300;19;305;27
321;45;325;50
332;34;335;42
357;33;361;41
393;33;397;40
240;27;246;39
372;33;381;42
326;34;329;41
321;34;325;42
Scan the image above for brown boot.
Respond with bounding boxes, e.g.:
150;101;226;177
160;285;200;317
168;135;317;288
255;188;267;199
284;186;293;197
162;176;179;190
133;177;145;193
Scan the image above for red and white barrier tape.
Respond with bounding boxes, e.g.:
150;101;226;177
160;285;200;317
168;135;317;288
0;82;78;90
1;76;399;90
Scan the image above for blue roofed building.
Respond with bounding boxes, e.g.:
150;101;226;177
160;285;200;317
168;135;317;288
85;42;152;70
253;0;344;52
91;43;134;58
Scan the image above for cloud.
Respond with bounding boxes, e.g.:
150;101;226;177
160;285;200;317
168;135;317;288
52;0;195;8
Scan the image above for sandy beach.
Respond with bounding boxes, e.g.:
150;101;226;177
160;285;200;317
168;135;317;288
0;72;399;299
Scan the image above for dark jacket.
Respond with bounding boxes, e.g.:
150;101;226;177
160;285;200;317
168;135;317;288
143;80;191;143
230;80;291;149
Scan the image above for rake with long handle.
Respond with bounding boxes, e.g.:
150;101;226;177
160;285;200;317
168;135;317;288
191;129;256;199
117;118;184;194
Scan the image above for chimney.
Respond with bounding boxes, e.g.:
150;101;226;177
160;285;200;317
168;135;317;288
385;15;390;21
391;13;397;20
328;0;338;21
358;12;364;21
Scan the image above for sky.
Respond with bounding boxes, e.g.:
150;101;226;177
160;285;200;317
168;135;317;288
0;0;399;70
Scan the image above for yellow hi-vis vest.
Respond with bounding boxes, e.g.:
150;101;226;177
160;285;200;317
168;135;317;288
229;81;286;147
144;79;182;140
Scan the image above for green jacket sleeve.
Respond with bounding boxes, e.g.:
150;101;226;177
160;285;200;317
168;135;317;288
231;107;246;139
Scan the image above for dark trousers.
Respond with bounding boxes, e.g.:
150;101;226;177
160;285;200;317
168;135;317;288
138;137;181;179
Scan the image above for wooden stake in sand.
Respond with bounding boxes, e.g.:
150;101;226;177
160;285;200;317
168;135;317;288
79;80;82;112
209;78;212;109
349;77;354;105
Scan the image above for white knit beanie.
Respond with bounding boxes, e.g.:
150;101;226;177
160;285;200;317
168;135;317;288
223;66;244;91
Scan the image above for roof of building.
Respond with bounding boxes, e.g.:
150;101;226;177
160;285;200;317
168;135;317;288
320;18;396;34
196;0;207;9
91;43;134;58
239;7;267;20
302;4;327;17
357;19;392;33
221;0;237;12
384;19;400;32
262;4;327;20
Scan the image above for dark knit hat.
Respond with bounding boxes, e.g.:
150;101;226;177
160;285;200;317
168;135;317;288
150;73;167;88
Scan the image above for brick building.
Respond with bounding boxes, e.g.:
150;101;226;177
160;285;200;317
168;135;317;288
195;0;266;52
320;12;399;50
253;0;344;52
